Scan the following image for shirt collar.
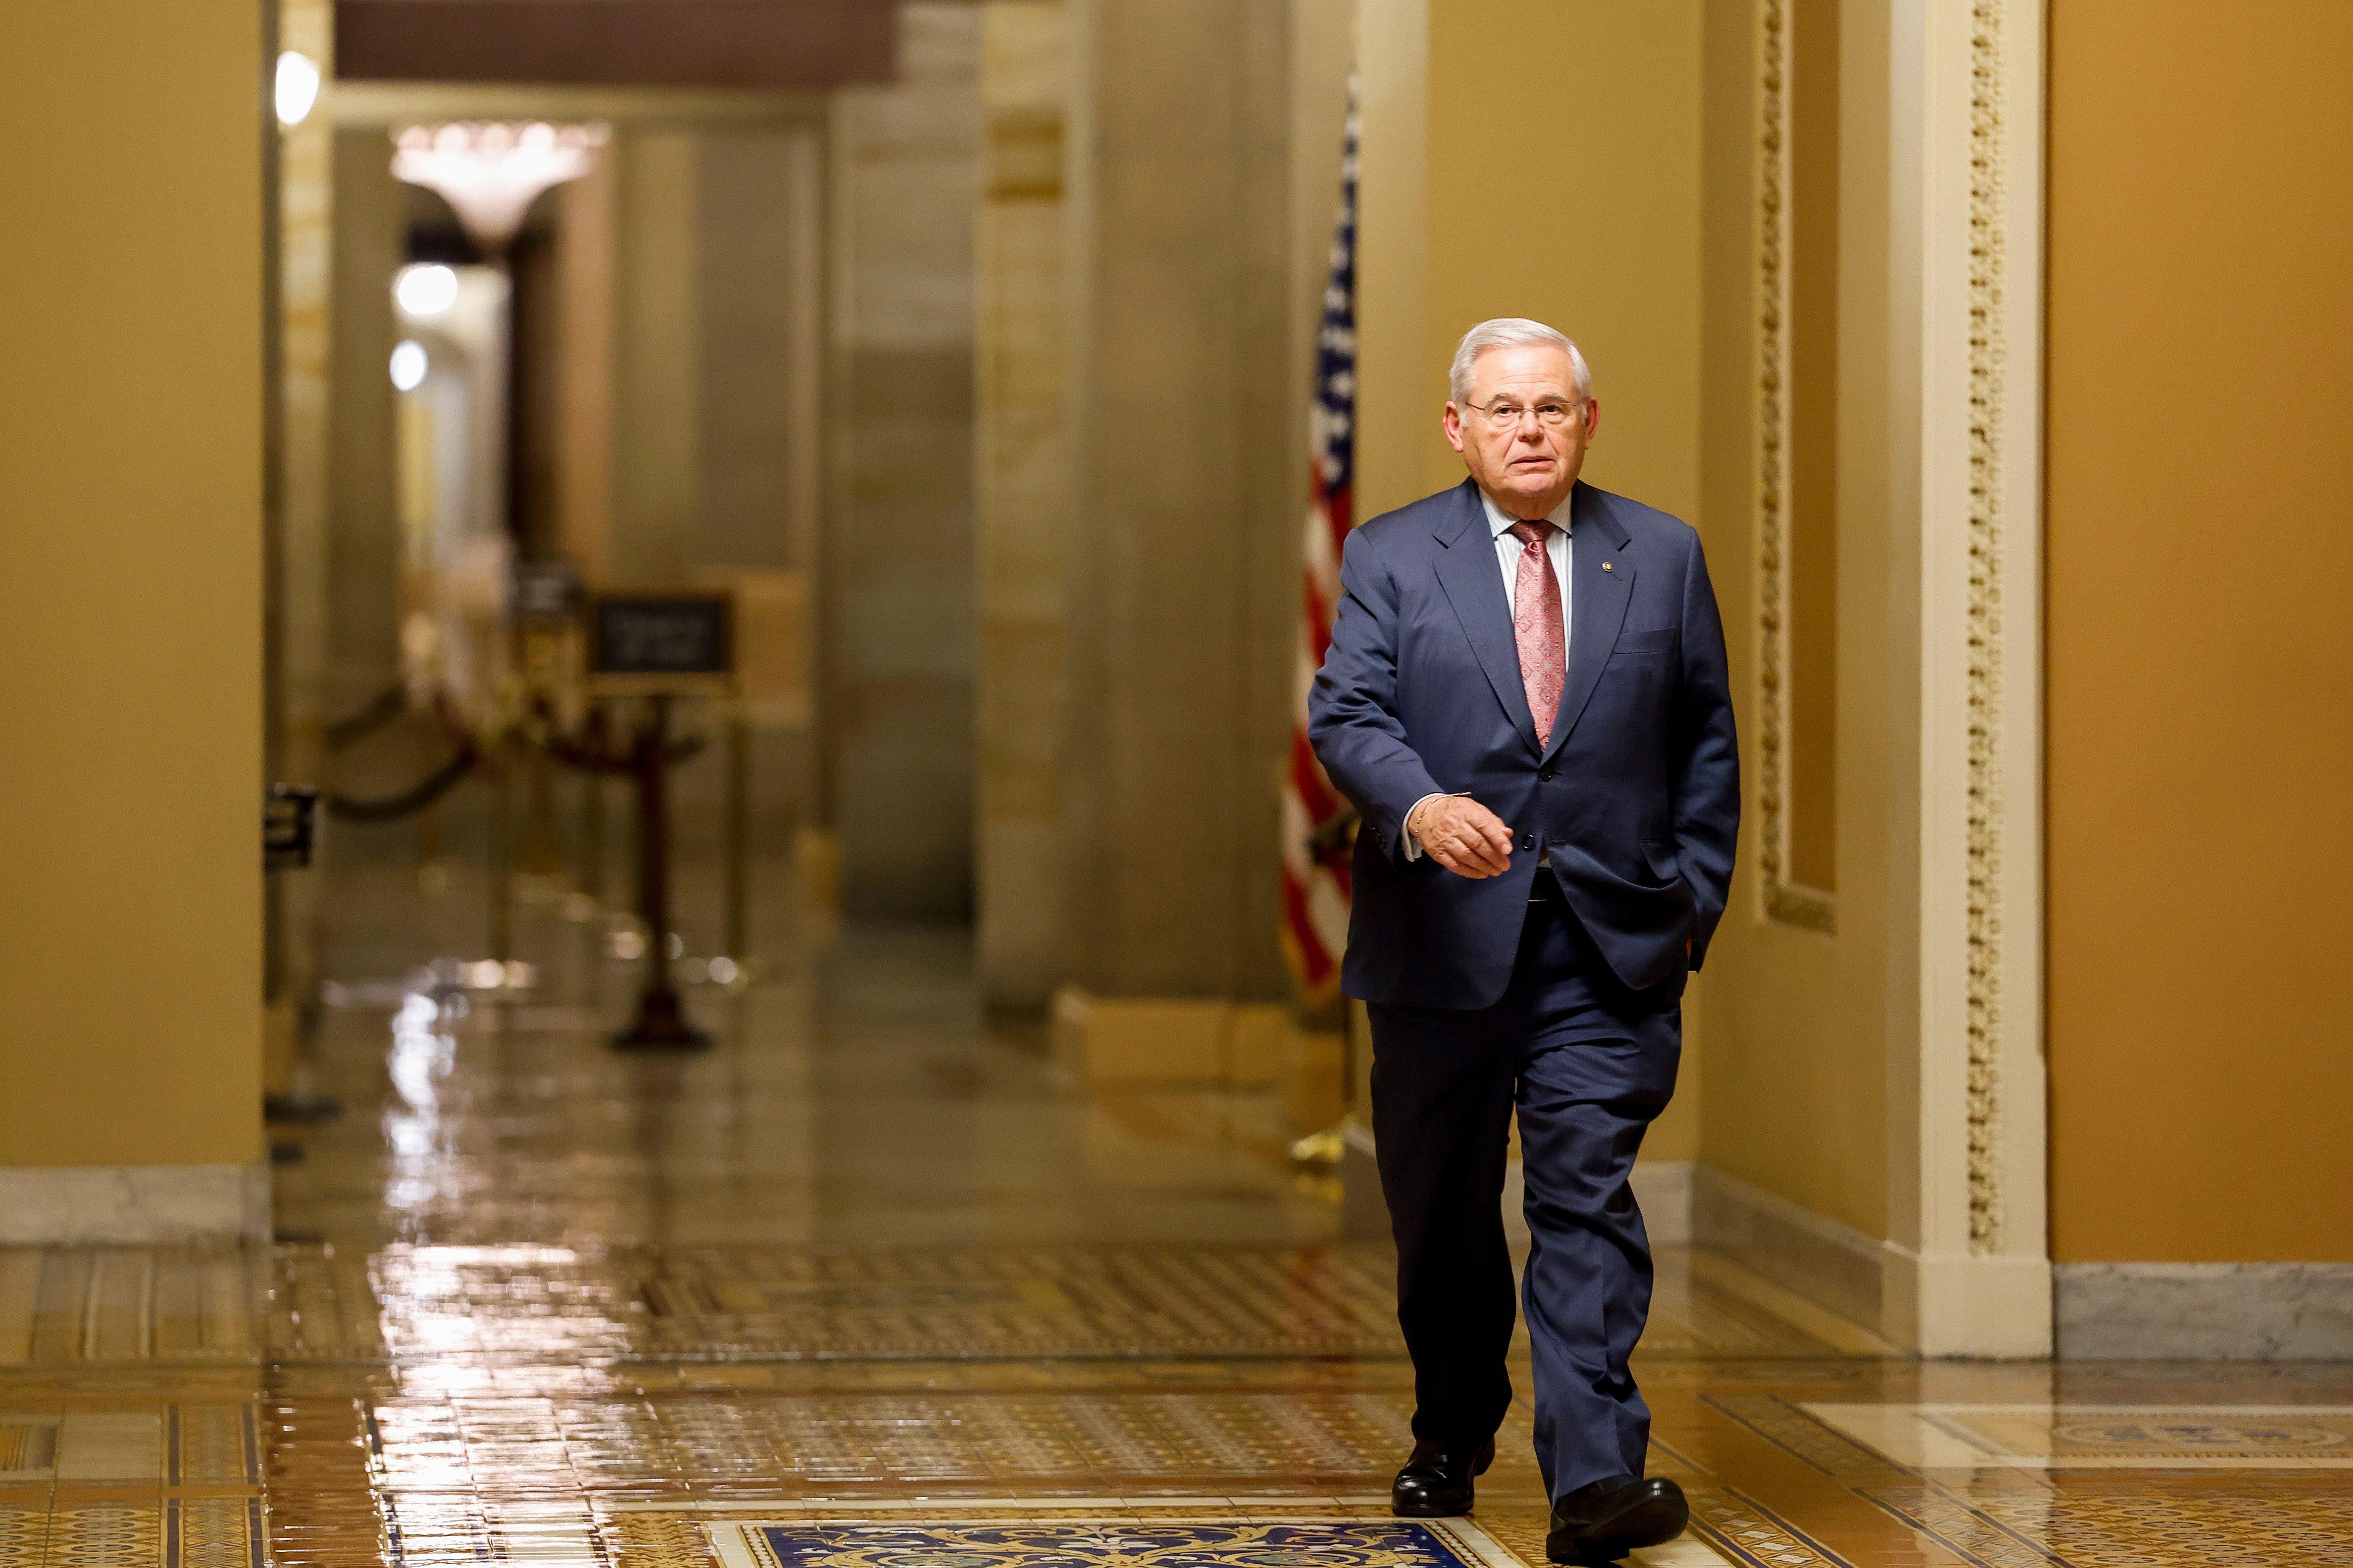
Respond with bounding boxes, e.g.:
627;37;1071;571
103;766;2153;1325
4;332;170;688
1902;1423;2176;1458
1477;486;1574;541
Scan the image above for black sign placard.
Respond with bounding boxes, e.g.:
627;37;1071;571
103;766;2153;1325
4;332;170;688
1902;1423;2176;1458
592;595;733;676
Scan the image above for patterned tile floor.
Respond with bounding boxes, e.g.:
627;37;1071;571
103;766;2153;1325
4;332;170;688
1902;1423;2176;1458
6;847;2352;1564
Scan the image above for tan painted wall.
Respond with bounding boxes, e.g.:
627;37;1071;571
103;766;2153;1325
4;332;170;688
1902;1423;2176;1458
1355;0;1707;1160
1690;0;1895;1240
1359;0;1704;523
1353;0;1431;525
0;0;265;1167
2046;0;2353;1263
1356;0;1919;1226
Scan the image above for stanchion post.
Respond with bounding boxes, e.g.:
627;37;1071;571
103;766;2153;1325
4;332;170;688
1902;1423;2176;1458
580;741;605;903
522;745;561;874
488;737;513;967
417;722;444;866
724;707;749;966
615;695;709;1049
582;591;731;1050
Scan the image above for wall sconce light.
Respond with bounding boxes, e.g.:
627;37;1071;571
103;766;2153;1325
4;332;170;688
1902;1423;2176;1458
275;51;321;128
390;340;428;392
394;263;460;319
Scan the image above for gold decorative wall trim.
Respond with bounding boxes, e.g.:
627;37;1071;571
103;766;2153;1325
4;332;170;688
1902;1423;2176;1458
1962;0;2009;1257
1753;0;1833;936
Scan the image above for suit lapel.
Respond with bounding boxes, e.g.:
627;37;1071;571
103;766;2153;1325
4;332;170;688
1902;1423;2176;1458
1430;481;1541;756
1542;483;1634;765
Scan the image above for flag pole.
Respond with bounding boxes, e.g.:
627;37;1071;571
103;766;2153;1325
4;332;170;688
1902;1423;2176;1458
1282;75;1363;1167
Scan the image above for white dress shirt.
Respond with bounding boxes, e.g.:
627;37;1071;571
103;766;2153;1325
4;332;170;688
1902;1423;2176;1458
1403;488;1573;861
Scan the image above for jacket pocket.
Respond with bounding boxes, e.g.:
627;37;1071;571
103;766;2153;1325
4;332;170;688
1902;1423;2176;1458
1613;627;1678;656
1640;839;1682;882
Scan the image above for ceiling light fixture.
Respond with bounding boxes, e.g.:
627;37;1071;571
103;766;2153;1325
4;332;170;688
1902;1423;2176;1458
390;122;607;253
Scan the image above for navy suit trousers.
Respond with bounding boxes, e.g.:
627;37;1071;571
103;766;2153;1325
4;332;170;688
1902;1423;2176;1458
1368;880;1681;1499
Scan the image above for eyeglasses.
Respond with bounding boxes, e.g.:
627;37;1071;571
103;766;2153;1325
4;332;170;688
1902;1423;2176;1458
1465;397;1587;429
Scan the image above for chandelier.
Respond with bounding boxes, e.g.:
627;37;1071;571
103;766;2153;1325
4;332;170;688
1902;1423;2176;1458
391;121;608;252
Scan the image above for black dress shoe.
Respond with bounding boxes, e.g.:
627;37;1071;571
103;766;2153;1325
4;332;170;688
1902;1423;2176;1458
1544;1475;1688;1564
1390;1437;1496;1517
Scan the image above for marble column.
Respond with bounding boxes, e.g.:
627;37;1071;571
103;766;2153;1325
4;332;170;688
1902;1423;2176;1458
327;128;406;715
1057;0;1299;1000
974;0;1074;1006
825;4;985;918
612;130;702;591
969;0;1357;1005
275;0;337;1030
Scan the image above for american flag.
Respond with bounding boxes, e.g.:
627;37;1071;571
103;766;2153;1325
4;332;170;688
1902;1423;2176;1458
1280;81;1360;1002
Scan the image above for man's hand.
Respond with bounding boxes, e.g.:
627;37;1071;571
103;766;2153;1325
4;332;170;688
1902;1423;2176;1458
1408;795;1514;879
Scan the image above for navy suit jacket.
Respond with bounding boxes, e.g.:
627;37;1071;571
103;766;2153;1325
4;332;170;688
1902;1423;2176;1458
1307;479;1740;1010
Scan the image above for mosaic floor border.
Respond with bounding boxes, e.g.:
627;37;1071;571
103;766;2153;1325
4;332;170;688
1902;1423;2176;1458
6;1243;1880;1370
1803;1403;2353;1469
683;1505;1727;1568
1682;1487;1853;1568
612;1488;1412;1506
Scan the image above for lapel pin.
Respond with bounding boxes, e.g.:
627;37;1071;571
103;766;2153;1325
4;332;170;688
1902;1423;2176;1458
1602;561;1614;572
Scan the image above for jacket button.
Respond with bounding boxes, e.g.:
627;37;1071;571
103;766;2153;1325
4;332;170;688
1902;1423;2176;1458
1519;835;1535;852
1539;768;1554;782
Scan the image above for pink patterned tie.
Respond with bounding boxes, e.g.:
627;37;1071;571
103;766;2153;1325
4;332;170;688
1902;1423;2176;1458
1508;521;1566;745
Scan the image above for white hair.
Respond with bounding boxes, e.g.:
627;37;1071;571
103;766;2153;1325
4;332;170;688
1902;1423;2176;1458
1448;318;1591;404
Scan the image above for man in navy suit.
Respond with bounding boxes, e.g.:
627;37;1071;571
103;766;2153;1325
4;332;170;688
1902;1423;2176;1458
1308;319;1738;1565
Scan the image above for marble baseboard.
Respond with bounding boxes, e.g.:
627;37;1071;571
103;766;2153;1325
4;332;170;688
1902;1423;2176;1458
1691;1163;1883;1334
1630;1159;1693;1245
2056;1262;2353;1359
0;1164;269;1243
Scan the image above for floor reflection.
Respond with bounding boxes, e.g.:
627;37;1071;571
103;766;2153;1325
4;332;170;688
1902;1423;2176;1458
278;875;1336;1252
2;846;2351;1566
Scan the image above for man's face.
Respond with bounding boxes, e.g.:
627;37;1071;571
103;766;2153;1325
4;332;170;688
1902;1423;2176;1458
1441;344;1598;518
